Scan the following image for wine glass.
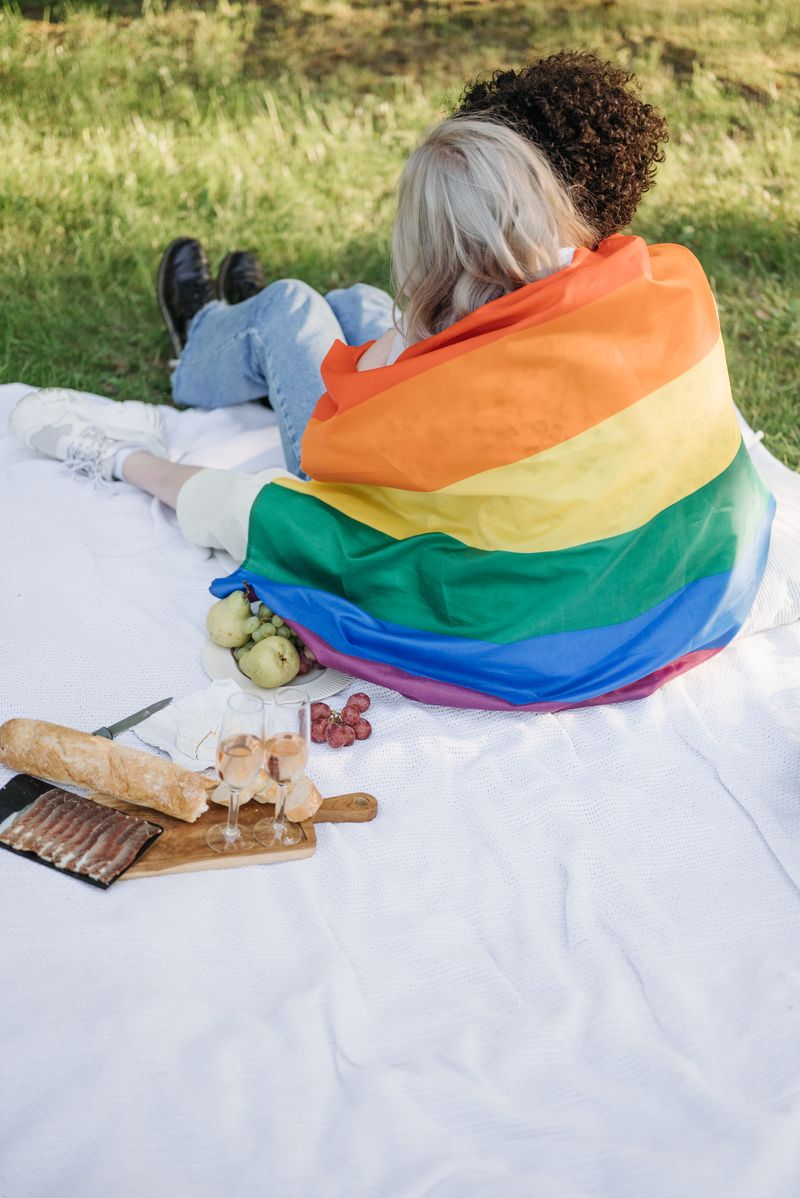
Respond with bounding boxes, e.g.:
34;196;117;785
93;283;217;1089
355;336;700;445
254;690;310;849
205;691;264;854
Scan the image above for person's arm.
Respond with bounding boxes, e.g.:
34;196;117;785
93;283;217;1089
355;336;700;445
356;328;397;372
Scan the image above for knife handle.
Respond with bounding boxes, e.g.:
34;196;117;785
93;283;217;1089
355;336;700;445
93;728;114;740
315;792;378;823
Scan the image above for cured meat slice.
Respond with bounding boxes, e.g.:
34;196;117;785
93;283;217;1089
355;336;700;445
15;795;81;853
91;821;154;883
71;813;133;876
100;821;156;880
31;798;83;857
72;808;161;882
0;789;161;886
0;789;62;846
53;811;119;871
44;799;116;857
4;788;77;849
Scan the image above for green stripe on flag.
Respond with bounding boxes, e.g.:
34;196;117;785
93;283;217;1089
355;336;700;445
243;441;770;644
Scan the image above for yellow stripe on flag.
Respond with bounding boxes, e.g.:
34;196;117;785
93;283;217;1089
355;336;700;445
278;338;741;553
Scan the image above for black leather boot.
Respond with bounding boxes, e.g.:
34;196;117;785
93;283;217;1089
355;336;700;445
156;237;216;356
216;251;266;305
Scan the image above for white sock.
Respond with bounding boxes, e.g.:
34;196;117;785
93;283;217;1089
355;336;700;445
112;445;143;481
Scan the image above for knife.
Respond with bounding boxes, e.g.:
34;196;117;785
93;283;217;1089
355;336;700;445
93;697;174;740
0;698;173;820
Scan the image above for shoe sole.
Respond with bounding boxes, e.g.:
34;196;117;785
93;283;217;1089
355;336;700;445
156;237;194;358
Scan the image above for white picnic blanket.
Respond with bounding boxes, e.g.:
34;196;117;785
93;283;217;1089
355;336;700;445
1;381;800;1198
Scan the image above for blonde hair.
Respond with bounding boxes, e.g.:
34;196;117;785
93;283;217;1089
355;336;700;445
391;117;597;344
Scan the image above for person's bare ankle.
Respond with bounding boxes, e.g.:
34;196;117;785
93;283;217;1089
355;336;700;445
117;447;158;483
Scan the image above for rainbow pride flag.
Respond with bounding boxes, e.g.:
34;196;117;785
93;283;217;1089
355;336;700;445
212;234;774;710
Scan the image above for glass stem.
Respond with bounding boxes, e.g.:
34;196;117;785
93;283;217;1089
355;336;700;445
273;782;286;833
224;788;241;842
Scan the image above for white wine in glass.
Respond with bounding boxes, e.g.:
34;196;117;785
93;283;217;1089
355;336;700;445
267;733;307;784
254;691;310;849
206;692;264;854
218;734;263;788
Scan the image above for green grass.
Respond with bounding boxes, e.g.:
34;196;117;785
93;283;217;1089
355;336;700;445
1;1;798;463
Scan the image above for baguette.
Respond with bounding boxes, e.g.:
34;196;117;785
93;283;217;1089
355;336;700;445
0;719;213;823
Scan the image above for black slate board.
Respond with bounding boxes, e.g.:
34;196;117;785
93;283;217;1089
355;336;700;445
0;780;163;889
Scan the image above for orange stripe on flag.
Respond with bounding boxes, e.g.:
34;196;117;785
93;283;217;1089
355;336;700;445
302;244;720;490
312;234;651;423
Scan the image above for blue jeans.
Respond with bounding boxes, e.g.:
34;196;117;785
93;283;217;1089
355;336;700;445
171;280;394;476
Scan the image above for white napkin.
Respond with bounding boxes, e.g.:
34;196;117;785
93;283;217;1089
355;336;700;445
132;679;243;770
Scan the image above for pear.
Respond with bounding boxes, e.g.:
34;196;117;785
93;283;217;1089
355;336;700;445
239;637;301;688
206;591;260;648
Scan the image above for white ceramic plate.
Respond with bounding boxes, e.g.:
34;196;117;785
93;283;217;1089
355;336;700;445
202;640;354;702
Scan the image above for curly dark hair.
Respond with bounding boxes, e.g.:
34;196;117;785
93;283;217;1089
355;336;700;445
454;52;669;243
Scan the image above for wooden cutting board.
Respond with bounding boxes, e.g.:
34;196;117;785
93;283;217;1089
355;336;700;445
89;791;378;879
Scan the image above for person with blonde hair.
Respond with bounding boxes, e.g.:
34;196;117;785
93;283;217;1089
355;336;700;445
382;117;595;354
9;116;771;710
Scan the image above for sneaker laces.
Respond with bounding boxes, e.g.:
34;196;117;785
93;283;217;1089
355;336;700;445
62;425;116;490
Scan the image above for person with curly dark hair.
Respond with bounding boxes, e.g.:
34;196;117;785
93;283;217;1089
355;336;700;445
454;51;669;242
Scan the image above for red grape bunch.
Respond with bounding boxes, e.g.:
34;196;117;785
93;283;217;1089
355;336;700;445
311;694;372;748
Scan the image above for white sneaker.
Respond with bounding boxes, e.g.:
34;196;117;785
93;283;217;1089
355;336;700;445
8;387;167;483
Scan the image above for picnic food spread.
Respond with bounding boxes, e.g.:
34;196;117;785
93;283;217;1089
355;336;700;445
0;719;213;822
0;707;377;886
0;788;161;885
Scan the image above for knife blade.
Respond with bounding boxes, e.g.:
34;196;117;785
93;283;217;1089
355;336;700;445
93;697;173;740
0;698;174;820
